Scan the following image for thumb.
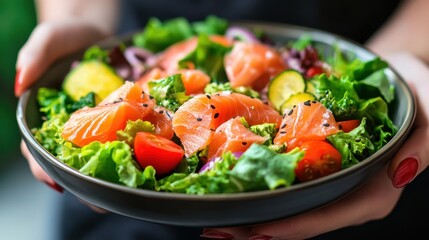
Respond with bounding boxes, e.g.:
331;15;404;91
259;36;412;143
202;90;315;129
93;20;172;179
15;20;107;97
385;52;429;188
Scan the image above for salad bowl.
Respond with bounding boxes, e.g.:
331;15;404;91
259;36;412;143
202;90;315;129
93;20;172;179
16;21;415;227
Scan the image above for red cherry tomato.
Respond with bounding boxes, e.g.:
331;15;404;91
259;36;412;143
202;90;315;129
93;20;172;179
295;140;342;182
305;66;324;78
134;132;184;175
337;119;361;133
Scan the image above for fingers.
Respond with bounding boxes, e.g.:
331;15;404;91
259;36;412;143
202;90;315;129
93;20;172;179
78;199;109;214
207;168;402;240
384;53;429;187
15;20;107;97
21;140;63;193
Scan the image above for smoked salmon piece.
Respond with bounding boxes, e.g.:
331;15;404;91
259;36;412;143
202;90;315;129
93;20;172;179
173;91;282;156
62;81;155;147
273;101;340;151
144;106;175;139
157;35;232;74
62;101;146;147
177;69;210;95
207;117;267;160
224;41;286;91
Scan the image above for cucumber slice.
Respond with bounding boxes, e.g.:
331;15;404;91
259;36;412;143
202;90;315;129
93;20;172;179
268;70;306;110
280;92;315;115
63;60;125;104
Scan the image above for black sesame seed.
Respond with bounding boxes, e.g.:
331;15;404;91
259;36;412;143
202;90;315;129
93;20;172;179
288;109;293;116
149;95;154;99
158;110;164;114
281;123;286;129
206;94;211;99
242;142;247;145
312;100;317;103
214;113;219;119
280;131;286;134
165;111;172;119
283;113;287;118
197;117;203;121
143;103;149;107
210;104;216;109
293;105;296;108
323;123;330;127
304;101;311;106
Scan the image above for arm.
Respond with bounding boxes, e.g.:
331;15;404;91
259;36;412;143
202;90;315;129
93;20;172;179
367;0;429;63
15;0;119;96
36;0;119;35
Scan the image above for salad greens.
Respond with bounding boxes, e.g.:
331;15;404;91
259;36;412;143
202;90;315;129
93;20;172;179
32;16;398;194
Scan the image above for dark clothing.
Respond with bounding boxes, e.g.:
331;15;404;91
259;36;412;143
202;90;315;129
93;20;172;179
118;0;402;43
58;1;429;239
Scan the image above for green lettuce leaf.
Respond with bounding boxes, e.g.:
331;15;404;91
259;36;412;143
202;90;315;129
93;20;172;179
327;118;375;168
133;17;194;53
179;34;232;83
148;74;191;111
230;144;303;191
116;119;155;146
59;141;157;189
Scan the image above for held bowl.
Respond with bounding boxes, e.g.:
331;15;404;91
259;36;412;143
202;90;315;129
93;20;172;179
16;21;416;227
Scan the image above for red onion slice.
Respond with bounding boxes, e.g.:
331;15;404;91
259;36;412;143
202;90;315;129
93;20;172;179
124;47;154;66
225;26;259;43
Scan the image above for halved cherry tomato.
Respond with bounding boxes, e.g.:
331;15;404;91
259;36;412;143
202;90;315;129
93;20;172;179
134;132;184;175
337;119;361;133
305;66;323;78
295;140;342;182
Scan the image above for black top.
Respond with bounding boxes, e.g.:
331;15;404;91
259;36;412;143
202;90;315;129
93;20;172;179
118;0;402;43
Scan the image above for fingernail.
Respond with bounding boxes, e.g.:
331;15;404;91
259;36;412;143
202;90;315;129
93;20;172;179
200;230;234;239
14;68;21;97
44;181;63;193
392;157;418;188
248;234;273;240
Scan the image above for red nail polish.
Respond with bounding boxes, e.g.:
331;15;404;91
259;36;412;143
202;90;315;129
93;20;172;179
44;181;64;193
392;157;418;188
248;234;273;240
14;68;21;97
200;230;234;239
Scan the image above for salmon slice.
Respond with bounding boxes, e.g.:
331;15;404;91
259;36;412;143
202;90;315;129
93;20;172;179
177;69;210;95
62;81;155;147
99;81;155;106
144;106;174;139
273;101;340;151
62;101;145;147
157;35;232;74
224;42;286;91
207;117;267;160
173;91;282;156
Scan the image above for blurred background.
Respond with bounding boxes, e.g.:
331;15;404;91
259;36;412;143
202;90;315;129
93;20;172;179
0;1;55;240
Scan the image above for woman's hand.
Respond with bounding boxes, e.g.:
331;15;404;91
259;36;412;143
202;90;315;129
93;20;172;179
202;52;429;240
16;20;113;212
15;20;109;96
